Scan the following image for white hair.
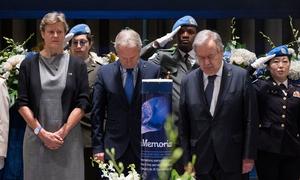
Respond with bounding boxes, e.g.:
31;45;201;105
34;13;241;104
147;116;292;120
114;28;142;52
193;29;224;52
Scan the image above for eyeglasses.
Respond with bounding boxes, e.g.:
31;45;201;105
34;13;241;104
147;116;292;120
71;40;88;47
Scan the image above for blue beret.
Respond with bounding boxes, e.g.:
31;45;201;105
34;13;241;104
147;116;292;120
69;24;91;36
172;15;198;31
266;45;291;58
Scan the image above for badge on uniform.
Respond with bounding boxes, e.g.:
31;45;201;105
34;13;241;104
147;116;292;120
293;91;300;98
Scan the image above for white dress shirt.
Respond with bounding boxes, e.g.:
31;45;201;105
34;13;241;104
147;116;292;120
203;61;224;115
178;49;196;67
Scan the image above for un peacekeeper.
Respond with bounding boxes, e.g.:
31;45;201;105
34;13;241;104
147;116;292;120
140;15;198;174
141;15;199;127
250;45;300;180
65;24;108;180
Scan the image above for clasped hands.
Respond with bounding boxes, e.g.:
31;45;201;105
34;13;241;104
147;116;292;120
38;126;69;150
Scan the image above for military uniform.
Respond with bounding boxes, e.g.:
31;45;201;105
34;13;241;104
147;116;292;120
141;44;198;125
140;15;199;174
81;57;101;147
253;78;300;180
65;23;106;180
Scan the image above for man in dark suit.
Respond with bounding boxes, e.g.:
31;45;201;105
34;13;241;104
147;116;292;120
91;28;160;174
179;29;258;180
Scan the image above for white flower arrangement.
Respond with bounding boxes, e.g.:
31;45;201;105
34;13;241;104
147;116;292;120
0;34;33;105
90;52;109;65
96;161;140;180
1;54;26;78
92;148;140;180
289;60;300;80
229;48;257;67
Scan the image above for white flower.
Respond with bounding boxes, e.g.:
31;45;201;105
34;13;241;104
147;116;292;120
7;54;25;67
289;60;300;80
2;62;13;71
15;45;25;53
2;71;10;79
108;162;116;172
90;52;110;65
288;48;295;55
125;171;140;180
109;172;121;180
229;48;257;66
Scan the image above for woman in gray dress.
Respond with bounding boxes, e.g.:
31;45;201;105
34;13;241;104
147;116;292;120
17;12;89;180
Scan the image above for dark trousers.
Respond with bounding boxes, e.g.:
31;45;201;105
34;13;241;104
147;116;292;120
196;155;244;180
116;145;140;175
256;150;300;180
84;147;102;180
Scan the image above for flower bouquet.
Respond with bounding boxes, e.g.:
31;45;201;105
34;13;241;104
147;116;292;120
0;34;34;105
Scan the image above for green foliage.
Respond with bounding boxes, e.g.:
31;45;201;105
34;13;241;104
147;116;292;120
259;16;300;60
287;16;300;60
225;17;246;51
91;148;140;180
259;31;276;48
158;117;196;180
106;148;125;175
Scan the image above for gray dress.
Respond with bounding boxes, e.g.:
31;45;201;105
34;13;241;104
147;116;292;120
23;53;84;180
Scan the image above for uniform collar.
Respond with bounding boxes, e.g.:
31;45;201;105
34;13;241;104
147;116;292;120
274;79;288;88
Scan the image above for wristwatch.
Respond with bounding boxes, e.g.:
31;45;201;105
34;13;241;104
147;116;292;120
34;126;42;135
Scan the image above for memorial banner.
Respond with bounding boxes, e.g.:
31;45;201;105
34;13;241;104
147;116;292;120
141;79;173;180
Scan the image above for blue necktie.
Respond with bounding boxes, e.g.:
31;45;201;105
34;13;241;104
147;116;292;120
125;69;134;103
205;75;217;107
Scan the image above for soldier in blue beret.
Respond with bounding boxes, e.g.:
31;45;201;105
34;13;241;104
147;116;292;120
250;45;300;180
172;15;198;32
251;45;292;69
140;15;199;174
65;24;107;180
266;45;292;58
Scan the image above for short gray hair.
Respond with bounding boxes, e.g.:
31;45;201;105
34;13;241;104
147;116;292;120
114;28;142;51
193;29;224;52
40;11;69;33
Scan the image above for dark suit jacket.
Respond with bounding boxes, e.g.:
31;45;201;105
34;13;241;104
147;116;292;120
253;78;300;156
179;63;258;174
91;60;160;159
17;53;90;122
